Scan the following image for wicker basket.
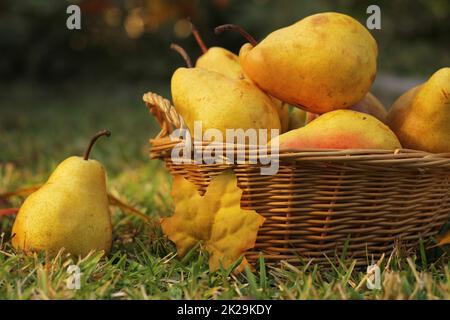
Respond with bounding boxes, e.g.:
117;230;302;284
144;92;450;265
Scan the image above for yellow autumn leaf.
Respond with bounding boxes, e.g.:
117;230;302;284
161;170;265;271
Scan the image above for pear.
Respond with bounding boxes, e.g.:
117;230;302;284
275;110;401;150
12;131;113;256
195;47;289;132
386;85;421;134
170;44;281;139
171;67;281;139
387;67;450;153
217;13;378;114
196;46;246;80
304;92;387;126
189;25;290;133
350;92;387;123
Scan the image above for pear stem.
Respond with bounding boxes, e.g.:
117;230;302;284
83;130;111;161
214;24;258;47
170;43;193;68
189;20;208;54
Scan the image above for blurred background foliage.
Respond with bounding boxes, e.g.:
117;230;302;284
0;0;449;172
0;0;448;84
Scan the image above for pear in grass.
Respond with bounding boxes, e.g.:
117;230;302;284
12;130;113;257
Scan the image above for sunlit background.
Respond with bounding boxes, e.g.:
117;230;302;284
0;0;449;172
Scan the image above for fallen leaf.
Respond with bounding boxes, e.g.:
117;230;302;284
161;170;264;271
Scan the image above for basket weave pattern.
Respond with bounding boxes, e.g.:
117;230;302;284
144;92;450;265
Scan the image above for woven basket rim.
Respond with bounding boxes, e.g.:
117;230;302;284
144;91;450;167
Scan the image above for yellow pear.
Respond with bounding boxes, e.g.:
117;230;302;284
195;47;289;132
169;44;281;138
275;110;401;150
189;26;290;133
12;131;113;256
350;92;387;123
196;46;246;79
218;13;377;114
304;92;387;126
386;85;421;132
387;67;450;152
171;67;281;139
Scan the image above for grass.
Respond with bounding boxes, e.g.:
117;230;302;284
0;82;449;300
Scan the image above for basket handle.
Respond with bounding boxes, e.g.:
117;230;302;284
143;92;188;139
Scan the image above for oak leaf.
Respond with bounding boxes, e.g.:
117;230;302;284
161;170;264;271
